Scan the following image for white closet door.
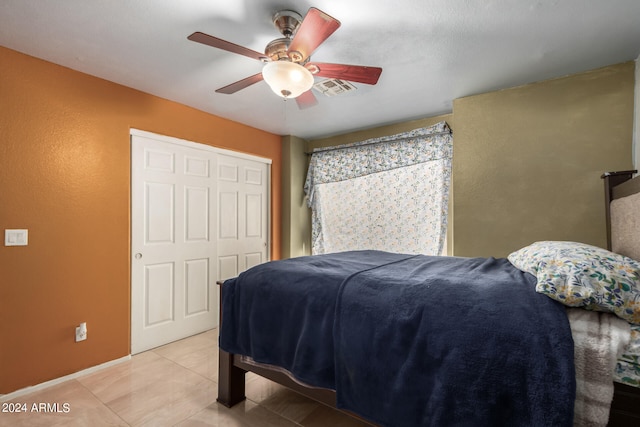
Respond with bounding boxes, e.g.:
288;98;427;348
131;131;271;354
131;134;218;354
216;154;270;281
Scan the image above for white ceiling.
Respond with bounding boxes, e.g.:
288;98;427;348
1;0;639;140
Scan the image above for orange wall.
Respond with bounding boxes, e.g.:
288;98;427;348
0;46;282;394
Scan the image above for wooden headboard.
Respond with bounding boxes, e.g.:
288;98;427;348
602;170;640;260
601;169;640;426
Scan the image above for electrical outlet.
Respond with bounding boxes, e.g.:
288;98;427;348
75;322;87;342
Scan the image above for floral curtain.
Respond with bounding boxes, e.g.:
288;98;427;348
304;121;453;255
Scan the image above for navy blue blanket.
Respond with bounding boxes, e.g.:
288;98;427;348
220;251;575;426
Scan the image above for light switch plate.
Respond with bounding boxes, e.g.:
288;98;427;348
5;229;28;246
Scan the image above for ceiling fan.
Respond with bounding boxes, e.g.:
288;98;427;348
187;7;383;109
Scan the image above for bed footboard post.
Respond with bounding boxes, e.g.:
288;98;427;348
216;279;246;407
217;348;247;407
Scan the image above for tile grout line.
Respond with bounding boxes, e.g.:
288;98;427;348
150;346;219;387
148;346;225;426
74;378;132;427
149;338;308;426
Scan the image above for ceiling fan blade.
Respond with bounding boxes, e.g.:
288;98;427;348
296;90;318;109
288;8;340;62
307;62;383;85
188;32;269;62
215;73;264;94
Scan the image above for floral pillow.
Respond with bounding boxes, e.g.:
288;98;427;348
508;241;640;324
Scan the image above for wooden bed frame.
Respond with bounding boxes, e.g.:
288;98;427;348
218;170;640;426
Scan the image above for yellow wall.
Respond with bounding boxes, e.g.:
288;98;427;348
281;135;311;259
0;46;282;394
452;62;635;257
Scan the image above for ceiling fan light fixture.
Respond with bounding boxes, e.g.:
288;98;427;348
262;61;314;99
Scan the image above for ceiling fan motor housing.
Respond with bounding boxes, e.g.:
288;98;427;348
265;38;292;61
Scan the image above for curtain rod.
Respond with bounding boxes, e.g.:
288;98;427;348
304;130;452;155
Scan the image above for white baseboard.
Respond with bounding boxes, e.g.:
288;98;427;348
0;355;132;402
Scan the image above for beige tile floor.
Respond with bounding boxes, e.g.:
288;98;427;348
0;329;372;426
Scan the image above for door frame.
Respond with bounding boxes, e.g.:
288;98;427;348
129;128;271;353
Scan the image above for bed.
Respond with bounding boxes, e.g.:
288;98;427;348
217;170;640;426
